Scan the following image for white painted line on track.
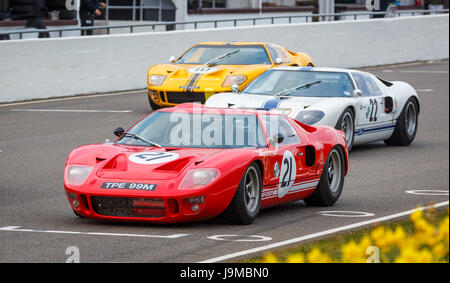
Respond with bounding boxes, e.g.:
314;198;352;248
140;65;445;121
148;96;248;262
316;211;375;218
406;190;449;196
207;235;273;242
0;89;145;108
199;201;449;263
0;226;189;239
10;109;133;113
382;70;448;74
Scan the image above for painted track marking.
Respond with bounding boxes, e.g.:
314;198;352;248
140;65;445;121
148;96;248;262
10;109;133;113
0;226;189;239
406;190;449;196
207;235;272;242
198;201;449;263
316;211;375;218
0;89;145;108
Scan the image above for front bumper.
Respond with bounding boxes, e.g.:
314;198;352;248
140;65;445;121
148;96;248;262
64;182;235;224
148;88;231;107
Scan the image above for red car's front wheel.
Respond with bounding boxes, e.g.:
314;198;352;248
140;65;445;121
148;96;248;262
222;163;262;225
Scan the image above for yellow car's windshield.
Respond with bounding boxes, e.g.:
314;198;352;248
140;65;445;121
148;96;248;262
177;45;272;65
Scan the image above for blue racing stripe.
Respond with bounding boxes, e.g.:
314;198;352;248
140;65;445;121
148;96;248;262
355;124;396;136
262;98;281;110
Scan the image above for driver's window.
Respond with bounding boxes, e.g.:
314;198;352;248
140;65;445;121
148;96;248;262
267;44;291;64
353;72;383;97
261;115;300;146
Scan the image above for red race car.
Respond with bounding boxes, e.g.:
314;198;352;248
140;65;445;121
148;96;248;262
64;104;348;225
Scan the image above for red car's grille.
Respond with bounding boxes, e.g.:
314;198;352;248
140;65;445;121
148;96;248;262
91;196;166;218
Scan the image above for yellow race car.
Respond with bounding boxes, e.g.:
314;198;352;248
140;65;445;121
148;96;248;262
146;42;314;109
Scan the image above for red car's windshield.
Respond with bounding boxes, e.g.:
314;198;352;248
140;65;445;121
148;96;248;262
116;111;268;149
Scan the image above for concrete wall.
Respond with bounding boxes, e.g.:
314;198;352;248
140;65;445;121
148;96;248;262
0;14;448;103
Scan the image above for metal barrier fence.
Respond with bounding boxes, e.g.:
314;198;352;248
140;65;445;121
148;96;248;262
0;9;448;40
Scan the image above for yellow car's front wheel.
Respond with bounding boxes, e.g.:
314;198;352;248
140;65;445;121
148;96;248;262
148;94;163;111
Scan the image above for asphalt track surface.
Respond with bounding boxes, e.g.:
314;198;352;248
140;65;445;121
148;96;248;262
0;61;448;263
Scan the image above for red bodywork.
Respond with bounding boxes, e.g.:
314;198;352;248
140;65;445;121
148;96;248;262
64;104;348;223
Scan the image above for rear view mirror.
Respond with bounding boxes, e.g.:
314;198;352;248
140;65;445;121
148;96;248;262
114;127;125;137
273;134;285;144
354;89;362;97
275;58;283;65
169;56;177;63
231;84;239;93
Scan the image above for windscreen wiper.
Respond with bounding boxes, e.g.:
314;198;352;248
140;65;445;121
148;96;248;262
275;80;322;97
204;50;240;67
123;132;162;148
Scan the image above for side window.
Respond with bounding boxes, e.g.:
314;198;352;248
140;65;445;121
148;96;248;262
352;72;383;97
261;115;300;146
267;44;291;64
363;74;384;96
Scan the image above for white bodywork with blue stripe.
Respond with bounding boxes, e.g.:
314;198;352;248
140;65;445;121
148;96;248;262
205;67;420;147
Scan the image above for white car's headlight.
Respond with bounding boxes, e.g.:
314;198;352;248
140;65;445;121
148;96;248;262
296;110;325;125
222;75;247;87
179;169;219;190
64;165;93;186
148;75;166;86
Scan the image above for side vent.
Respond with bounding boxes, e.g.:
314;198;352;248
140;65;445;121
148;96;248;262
305;146;316;167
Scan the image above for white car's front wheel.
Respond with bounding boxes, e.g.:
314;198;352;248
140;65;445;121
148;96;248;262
336;108;355;151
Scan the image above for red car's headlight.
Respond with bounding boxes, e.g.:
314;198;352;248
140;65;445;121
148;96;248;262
64;165;93;186
179;169;219;190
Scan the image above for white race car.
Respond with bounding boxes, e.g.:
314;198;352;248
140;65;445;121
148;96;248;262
205;67;420;150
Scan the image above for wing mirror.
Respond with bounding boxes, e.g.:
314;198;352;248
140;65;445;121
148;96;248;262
169;56;177;63
114;127;125;137
354;89;362;97
272;133;285;144
231;84;240;93
275;58;284;65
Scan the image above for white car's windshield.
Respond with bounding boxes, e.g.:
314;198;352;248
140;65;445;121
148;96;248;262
244;70;355;97
116;111;268;148
177;45;272;65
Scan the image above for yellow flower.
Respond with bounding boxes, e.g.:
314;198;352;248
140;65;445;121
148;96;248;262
437;217;449;242
410;209;424;223
306;248;332;263
432;243;448;260
394;246;420;263
262;253;279;263
286;253;306;263
341;240;365;263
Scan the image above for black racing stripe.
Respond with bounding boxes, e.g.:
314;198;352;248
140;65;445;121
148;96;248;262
186;72;202;94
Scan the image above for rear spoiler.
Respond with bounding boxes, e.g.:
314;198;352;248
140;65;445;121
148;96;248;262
377;77;394;87
293;119;317;133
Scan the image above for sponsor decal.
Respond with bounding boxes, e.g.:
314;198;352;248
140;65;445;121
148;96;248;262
129;152;179;165
278;150;297;198
274;162;280;178
189;67;219;74
101;182;157;191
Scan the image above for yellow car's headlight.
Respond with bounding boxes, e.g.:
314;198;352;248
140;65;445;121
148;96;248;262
222;75;247;87
148;75;166;86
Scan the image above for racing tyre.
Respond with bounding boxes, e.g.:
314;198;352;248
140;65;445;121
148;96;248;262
73;210;85;219
222;163;262;225
335;108;355;151
384;98;418;146
148;94;162;111
304;146;345;207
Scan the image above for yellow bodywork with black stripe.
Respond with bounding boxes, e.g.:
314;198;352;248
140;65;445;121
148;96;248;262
146;42;314;109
